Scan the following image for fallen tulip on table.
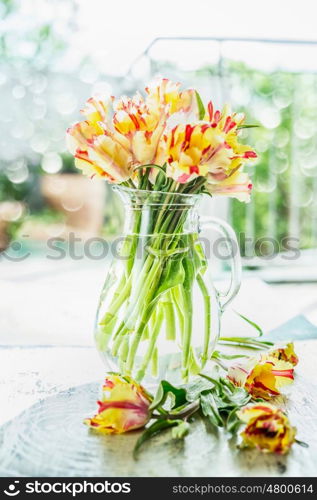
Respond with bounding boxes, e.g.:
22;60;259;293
84;374;151;434
237;403;296;455
84;342;306;457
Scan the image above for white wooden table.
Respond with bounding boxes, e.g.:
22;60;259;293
0;342;317;477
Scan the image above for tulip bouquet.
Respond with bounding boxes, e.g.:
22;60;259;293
66;78;256;192
67;78;257;382
85;341;306;457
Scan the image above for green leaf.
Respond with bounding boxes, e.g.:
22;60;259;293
212;350;249;360
234;311;264;337
237;124;259;129
226;408;242;434
190;236;208;276
182;256;195;291
133;164;167;176
219;336;273;349
171;420;190;439
149;380;187;411
184;376;215;402
197;375;251;418
152;256;185;302
295;439;309;448
199;372;223;390
195;90;205;120
133;419;181;458
217;386;251;409
200;391;224;427
153;169;167;191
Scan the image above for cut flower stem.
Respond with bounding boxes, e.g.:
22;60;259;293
96;179;218;382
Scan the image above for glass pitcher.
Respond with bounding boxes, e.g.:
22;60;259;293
94;186;241;386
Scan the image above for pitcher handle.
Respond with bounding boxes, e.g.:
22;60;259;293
200;216;242;310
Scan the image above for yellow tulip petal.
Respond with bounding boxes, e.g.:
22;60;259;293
237;403;296;454
84;374;151;434
228;353;295;399
268;343;298;367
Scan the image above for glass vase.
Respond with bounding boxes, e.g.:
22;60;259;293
94;186;241;385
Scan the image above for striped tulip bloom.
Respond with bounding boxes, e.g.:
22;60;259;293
112;92;166;167
237;404;296;454
66;97;133;182
66;79;204;183
268;342;298;367
227;355;295;399
162;103;256;196
84;374;151;434
207;170;253;202
145;78;199;116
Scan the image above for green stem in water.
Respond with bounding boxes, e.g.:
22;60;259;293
125;255;166;373
219;337;273;349
181;288;193;382
99;275;132;327
189;347;201;375
118;336;129;373
172;285;185;340
110;256;159;355
102;180;210;380
136;306;164;381
196;273;211;367
151;347;158;378
98;213;142;341
125;305;155;374
163;293;176;341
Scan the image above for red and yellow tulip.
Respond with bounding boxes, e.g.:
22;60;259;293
238;403;296;454
66;78;257;201
66;97;133;182
268;342;298;367
162;103;256;196
66;79;203;184
84;374;151;434
207;170;253;202
145;78;199;116
227;354;295;399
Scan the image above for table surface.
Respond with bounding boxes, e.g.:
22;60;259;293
1;342;317;477
1;257;317;477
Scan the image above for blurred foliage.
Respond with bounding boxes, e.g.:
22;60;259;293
224;61;317;254
0;0;126;247
130;55;317;254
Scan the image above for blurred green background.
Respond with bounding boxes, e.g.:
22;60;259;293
1;0;317;264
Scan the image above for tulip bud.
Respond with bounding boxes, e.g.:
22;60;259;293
238;404;296;454
227;354;294;399
84;374;151;434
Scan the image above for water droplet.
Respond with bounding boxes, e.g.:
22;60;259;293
92;81;113;96
273;129;289;148
255;177;277;193
294;118;316;140
61;196;83;212
12;85;26;99
79;64;99;84
7;165;29;184
0;201;23;221
30;74;47;94
54;93;78;115
31;134;50;153
258;108;281;129
41;153;63;174
272;88;292;109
